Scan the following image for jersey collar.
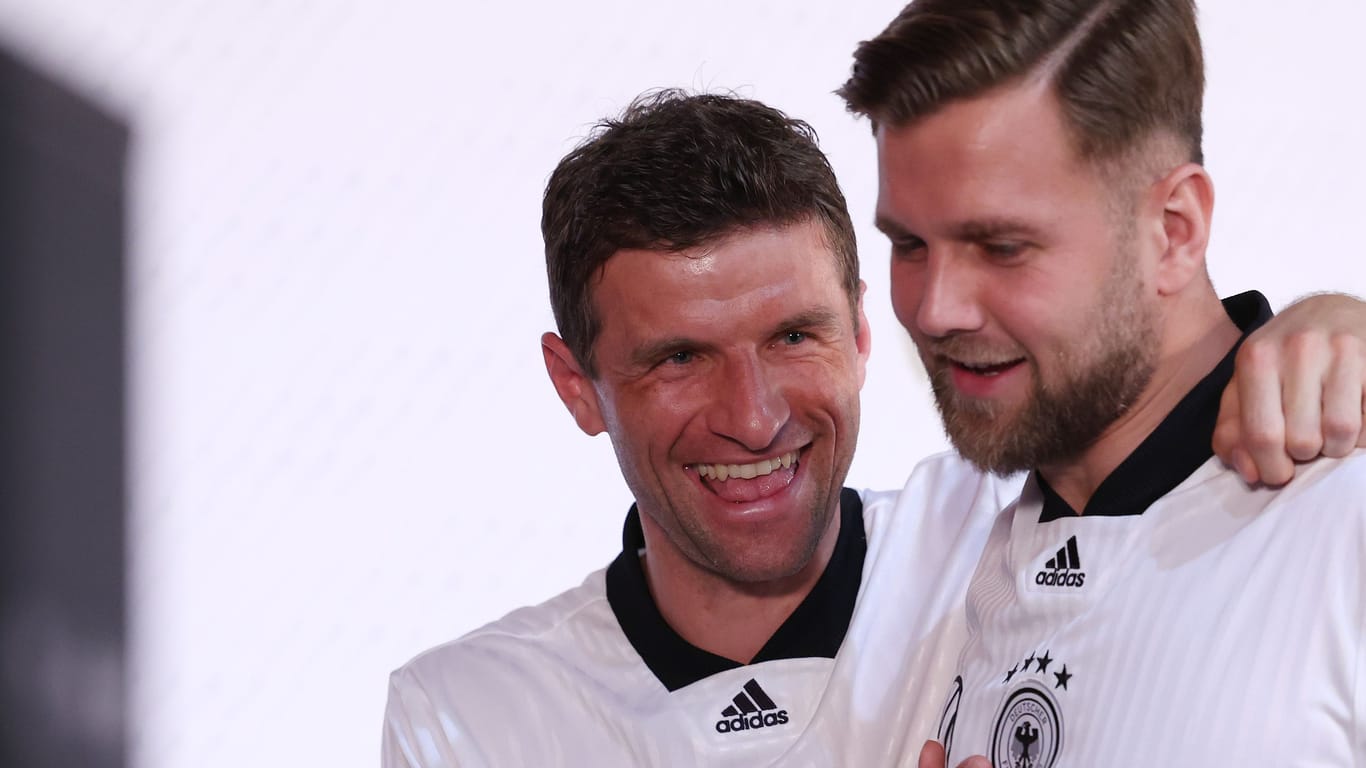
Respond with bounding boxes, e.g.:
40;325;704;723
1036;291;1274;522
605;487;866;692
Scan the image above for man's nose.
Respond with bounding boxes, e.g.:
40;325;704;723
913;252;985;339
706;356;789;452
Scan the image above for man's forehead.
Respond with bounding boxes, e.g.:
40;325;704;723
872;86;1099;234
597;222;841;289
873;81;1080;172
590;223;849;336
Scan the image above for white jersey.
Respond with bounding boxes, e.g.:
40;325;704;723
938;294;1366;767
383;453;1022;767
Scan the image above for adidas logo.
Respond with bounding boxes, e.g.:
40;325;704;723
714;678;789;734
1034;535;1086;588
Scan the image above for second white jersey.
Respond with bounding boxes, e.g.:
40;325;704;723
940;293;1366;766
941;457;1366;766
784;454;1021;765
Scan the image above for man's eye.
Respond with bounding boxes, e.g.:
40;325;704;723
665;350;694;365
982;241;1026;259
782;331;807;345
890;237;927;260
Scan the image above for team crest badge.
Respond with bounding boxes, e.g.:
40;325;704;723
989;649;1073;768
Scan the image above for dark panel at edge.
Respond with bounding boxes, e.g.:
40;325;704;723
0;45;129;768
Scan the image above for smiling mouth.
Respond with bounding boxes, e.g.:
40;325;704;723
950;358;1025;377
689;450;799;481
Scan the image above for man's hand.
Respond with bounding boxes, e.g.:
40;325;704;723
1214;293;1366;485
918;739;991;768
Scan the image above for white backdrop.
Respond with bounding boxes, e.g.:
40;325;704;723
0;1;1362;766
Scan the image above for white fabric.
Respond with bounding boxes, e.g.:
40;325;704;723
940;452;1366;767
382;452;1022;767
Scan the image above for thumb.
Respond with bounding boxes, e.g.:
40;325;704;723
918;739;946;768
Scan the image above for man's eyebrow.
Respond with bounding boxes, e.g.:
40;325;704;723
775;308;844;334
625;309;846;368
873;215;1045;243
873;213;914;239
949;218;1044;242
628;336;705;369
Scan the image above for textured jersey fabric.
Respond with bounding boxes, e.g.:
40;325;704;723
937;292;1366;766
942;453;1366;767
383;454;1022;767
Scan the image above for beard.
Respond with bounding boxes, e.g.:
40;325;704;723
926;252;1159;476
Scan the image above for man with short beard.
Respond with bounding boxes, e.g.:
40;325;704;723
922;237;1158;475
841;0;1366;765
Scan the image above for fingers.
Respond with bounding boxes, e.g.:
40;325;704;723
1212;377;1260;484
918;740;945;768
1279;331;1327;462
1231;338;1295;485
1220;293;1366;484
1222;327;1366;483
917;739;990;768
1320;333;1366;456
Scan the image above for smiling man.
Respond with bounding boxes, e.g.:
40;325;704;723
545;217;867;667
382;92;1023;767
840;0;1366;764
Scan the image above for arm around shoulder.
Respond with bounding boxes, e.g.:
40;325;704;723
1214;292;1366;485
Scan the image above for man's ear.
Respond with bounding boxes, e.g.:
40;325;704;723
854;280;872;389
542;332;606;436
1149;162;1215;296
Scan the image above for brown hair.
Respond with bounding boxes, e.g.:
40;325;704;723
541;90;859;376
838;0;1205;167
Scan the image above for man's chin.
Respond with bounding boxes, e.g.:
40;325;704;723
695;505;836;586
936;398;1030;475
949;437;1029;477
705;547;822;586
942;400;1106;476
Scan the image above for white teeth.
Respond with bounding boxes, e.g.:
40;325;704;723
958;359;1020;373
694;451;799;481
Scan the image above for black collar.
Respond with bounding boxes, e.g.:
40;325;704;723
1037;291;1274;522
605;488;866;692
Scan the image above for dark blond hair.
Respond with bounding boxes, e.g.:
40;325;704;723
839;0;1205;167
